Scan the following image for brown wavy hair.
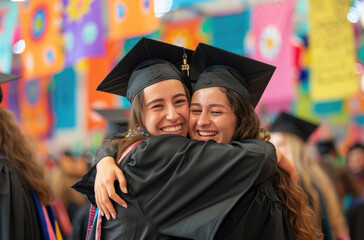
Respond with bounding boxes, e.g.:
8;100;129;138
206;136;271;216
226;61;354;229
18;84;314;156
224;88;323;240
0;108;54;205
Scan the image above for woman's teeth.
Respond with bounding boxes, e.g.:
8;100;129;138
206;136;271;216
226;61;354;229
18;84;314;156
198;131;217;136
162;125;182;132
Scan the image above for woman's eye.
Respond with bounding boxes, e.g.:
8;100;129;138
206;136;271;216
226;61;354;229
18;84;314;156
211;111;222;114
191;109;202;114
175;99;187;104
152;104;163;109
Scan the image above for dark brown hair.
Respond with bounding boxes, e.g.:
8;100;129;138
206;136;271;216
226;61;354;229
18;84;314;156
224;87;323;240
222;87;270;141
0;108;54;205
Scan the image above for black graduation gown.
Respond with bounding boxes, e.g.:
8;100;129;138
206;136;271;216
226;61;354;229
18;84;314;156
73;135;281;239
216;181;292;240
345;198;364;240
0;157;43;240
69;203;91;240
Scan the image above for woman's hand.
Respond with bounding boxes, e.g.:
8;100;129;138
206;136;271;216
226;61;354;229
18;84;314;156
276;148;299;183
95;156;128;220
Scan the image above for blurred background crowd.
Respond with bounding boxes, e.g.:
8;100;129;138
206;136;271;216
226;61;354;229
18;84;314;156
0;0;364;239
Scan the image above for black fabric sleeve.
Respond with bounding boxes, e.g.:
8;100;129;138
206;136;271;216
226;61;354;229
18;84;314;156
254;146;278;185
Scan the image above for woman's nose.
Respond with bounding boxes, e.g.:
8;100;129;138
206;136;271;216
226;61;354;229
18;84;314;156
197;112;210;126
165;106;179;121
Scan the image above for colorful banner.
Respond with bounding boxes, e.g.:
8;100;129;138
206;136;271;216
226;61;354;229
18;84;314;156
358;43;364;63
313;100;343;115
347;94;364;115
354;115;364;127
63;0;105;67
0;74;21;120
294;0;309;36
308;0;358;100
123;31;160;53
86;41;119;130
294;86;350;124
107;0;160;40
162;16;207;50
19;0;64;78
19;78;52;137
171;0;213;10
0;2;18;73
207;10;250;55
53;68;77;128
293;88;317;123
252;0;295;109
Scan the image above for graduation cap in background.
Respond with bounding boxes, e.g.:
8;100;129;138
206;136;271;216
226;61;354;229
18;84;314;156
94;108;130;139
0;73;20;103
316;139;337;156
189;43;276;108
269;112;319;142
97;37;194;102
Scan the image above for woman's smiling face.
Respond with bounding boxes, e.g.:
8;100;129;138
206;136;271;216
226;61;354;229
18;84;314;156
188;87;237;144
142;79;190;137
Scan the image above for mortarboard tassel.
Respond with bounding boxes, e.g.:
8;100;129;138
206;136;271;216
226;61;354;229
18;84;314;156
181;48;190;77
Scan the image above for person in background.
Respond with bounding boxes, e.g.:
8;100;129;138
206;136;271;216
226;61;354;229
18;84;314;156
336;167;364;211
335;167;364;240
270;112;350;240
0;72;62;240
52;149;90;220
317;139;346;168
50;148;93;239
340;144;364;240
345;143;364;195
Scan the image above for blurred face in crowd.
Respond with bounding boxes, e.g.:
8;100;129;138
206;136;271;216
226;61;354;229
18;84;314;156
189;87;237;144
142;79;189;137
347;148;364;174
59;152;90;177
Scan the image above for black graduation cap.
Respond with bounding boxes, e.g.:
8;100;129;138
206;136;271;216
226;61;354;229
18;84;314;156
0;73;20;103
269;112;319;142
316;139;336;155
94;108;130;138
190;43;276;108
97;38;194;102
94;108;130;124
